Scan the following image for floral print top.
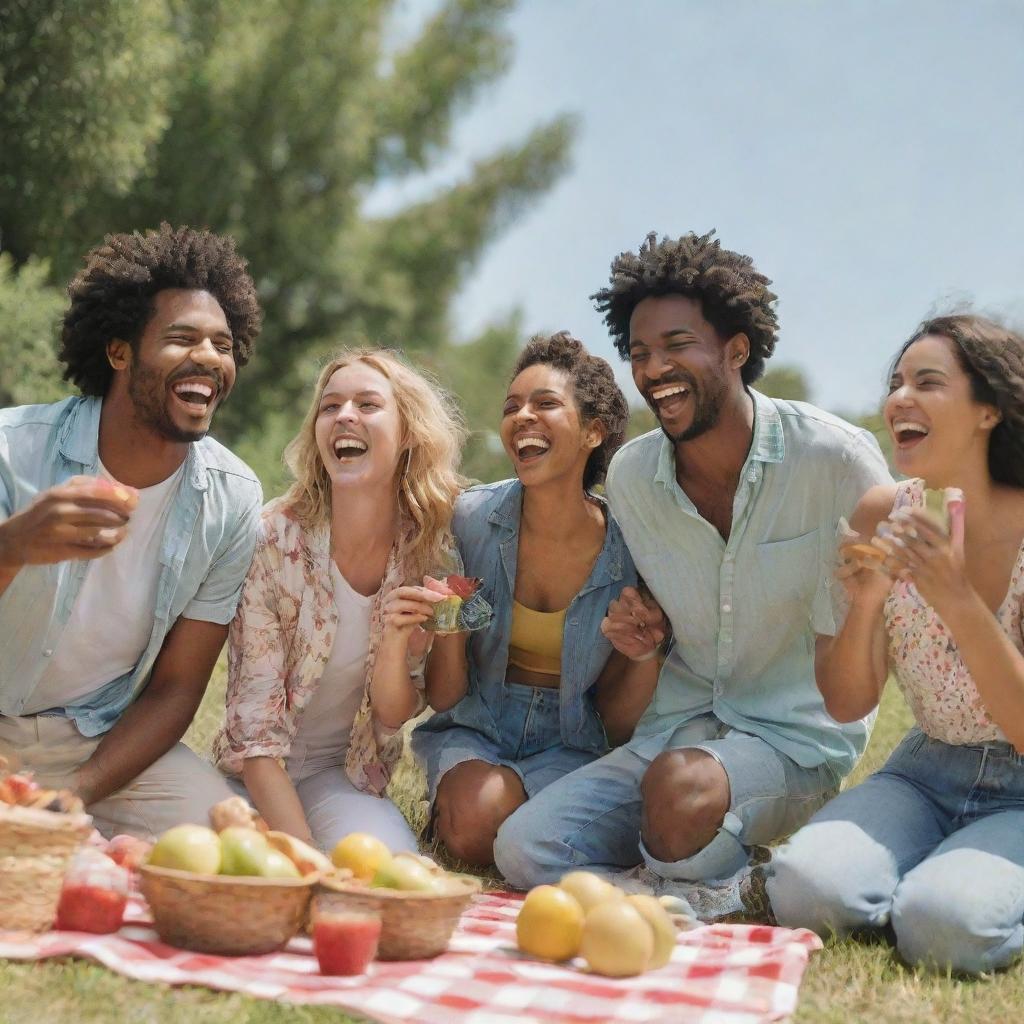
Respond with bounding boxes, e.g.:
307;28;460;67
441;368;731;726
884;478;1024;745
212;498;439;795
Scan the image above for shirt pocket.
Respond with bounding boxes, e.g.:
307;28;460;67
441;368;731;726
754;529;820;631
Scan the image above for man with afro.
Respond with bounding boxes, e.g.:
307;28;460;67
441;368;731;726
494;230;892;911
0;224;263;839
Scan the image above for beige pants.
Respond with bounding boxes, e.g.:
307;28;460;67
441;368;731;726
0;714;234;841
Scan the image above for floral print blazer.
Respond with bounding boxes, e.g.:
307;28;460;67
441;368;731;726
213;499;434;796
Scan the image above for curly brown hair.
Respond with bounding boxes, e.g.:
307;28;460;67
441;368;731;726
511;331;629;492
893;314;1024;489
591;230;779;383
59;223;262;396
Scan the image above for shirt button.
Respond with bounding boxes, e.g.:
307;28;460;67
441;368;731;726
43;648;54;657
721;604;731;614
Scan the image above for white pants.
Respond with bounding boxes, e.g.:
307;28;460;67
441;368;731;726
0;714;234;841
229;764;418;855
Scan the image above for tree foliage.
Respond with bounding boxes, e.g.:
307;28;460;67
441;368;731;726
0;0;574;491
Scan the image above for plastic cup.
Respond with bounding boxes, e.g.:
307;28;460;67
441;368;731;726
313;909;382;976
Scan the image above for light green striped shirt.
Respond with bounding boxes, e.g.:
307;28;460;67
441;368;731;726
606;389;892;780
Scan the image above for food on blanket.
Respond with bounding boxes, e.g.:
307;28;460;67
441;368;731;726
331;832;393;882
261;848;303;879
580;900;654;978
105;834;153;872
626;894;678;970
148;824;222;875
209;795;264;833
515;884;586;962
266;831;333;877
558;871;624;913
219;826;293;877
55;848;129;934
371;853;437;893
0;760;85;814
424;574;483;634
313;909;382;976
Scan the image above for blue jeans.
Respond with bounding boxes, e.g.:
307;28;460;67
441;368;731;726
412;682;597;805
493;712;836;888
768;728;1024;974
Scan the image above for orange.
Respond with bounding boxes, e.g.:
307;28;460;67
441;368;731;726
516;885;585;961
330;832;392;881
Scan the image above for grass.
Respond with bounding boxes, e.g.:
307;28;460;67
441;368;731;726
3;669;1022;1023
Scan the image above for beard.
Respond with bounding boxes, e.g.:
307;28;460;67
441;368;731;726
650;369;729;445
128;360;216;443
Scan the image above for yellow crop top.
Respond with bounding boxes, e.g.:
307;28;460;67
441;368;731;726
507;600;566;676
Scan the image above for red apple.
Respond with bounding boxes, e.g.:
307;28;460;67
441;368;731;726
313;911;382;976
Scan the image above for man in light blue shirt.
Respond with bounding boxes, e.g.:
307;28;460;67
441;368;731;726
0;224;263;838
495;231;892;903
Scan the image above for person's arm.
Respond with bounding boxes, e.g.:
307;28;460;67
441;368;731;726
885;507;1024;750
423;630;470;711
73;617;225;804
593;651;660;745
241;756;314;844
814;484;897;722
370;584;444;728
0;476;135;598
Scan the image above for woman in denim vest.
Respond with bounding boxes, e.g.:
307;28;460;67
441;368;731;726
769;315;1024;974
414;332;660;868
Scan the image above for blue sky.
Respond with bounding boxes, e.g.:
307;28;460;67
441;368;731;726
376;0;1024;415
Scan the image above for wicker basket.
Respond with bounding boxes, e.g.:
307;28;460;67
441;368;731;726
0;804;93;932
315;874;481;960
139;864;316;956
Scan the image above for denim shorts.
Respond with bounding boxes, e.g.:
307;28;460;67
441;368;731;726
413;682;598;804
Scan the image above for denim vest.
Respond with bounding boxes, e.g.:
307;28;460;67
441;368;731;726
416;478;638;755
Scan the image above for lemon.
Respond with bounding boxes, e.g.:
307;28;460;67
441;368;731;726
516;885;585;961
559;870;624;913
627;893;677;969
580;900;654;977
330;832;392;881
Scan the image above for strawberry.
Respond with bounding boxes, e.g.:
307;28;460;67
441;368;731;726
445;574;481;599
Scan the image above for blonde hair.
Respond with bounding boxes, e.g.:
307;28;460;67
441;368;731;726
283;348;468;577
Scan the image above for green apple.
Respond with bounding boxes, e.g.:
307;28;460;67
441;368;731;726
371;854;436;891
261;849;302;879
148;825;222;875
218;826;273;876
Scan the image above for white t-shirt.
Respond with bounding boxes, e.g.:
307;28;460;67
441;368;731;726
25;462;184;713
285;562;373;781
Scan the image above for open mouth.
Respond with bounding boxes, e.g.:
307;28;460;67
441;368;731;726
513;434;551;463
171;379;218;416
648;382;691;416
892;419;929;449
333;436;368;460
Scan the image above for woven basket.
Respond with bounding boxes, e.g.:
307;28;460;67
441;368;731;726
139;864;316;955
315;874;481;960
0;804;93;932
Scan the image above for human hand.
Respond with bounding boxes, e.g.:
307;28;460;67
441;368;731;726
380;583;445;645
0;475;138;570
835;518;896;610
600;586;667;662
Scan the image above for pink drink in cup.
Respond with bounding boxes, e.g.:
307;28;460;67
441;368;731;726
313;909;382;976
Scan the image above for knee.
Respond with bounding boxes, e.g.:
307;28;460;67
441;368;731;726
892;872;1022;975
640;751;728;862
434;793;504;867
768;824;888;937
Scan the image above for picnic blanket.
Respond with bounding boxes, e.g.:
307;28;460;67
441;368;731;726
0;891;822;1023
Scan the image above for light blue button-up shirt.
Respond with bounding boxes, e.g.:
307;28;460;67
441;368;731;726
605;390;892;781
0;396;262;736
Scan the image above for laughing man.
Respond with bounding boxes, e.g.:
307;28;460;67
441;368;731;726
494;231;892;906
0;224;263;839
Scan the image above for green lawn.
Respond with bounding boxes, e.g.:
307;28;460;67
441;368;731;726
3;672;1021;1024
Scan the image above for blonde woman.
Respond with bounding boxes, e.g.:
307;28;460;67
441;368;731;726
213;348;465;852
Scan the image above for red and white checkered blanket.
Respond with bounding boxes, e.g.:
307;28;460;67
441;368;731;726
0;892;821;1023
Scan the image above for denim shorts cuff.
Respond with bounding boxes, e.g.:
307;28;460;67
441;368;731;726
640;824;749;883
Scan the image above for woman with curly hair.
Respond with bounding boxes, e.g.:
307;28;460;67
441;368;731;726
769;314;1024;974
213;348;466;853
413;331;659;868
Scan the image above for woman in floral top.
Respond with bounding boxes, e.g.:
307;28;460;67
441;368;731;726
768;315;1024;974
213;349;465;852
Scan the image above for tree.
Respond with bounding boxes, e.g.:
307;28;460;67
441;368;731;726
756;365;811;403
0;0;574;491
